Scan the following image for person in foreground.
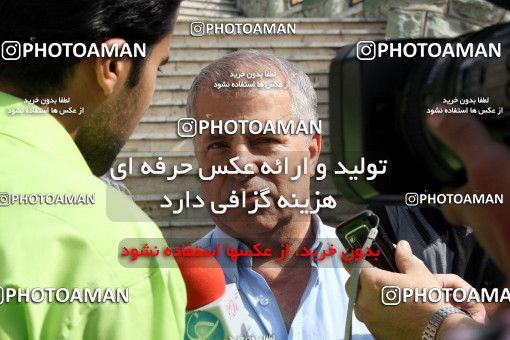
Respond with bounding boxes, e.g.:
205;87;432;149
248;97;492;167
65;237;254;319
189;50;373;339
347;112;510;340
0;0;185;338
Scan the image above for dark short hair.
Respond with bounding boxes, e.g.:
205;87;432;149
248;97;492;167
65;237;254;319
0;0;181;94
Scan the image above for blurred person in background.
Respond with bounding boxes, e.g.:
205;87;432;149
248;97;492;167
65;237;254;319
346;113;510;340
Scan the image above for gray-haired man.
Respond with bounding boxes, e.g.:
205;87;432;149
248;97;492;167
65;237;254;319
189;50;372;339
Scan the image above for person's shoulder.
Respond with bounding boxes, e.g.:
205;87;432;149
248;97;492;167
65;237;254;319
0;167;171;287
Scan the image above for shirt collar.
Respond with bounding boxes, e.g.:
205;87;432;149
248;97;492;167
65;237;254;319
210;227;247;284
0;91;92;174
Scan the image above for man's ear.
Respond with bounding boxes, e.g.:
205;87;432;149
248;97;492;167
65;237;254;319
95;39;131;96
308;133;322;177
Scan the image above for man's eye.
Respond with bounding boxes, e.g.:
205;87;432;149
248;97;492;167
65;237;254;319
157;66;163;73
256;137;277;144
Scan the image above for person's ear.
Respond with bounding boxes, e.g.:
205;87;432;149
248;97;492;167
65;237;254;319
95;39;131;96
308;133;322;177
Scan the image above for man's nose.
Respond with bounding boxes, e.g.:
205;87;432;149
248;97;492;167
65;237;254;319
229;144;260;180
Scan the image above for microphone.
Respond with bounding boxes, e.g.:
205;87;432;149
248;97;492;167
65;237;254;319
174;255;251;339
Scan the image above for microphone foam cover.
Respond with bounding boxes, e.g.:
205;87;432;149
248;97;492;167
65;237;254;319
173;255;226;311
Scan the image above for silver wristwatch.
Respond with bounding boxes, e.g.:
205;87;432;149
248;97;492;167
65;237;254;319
422;306;469;340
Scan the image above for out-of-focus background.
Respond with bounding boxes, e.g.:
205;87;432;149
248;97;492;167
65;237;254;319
111;0;509;243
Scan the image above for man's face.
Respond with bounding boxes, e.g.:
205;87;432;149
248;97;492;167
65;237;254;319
75;33;173;176
194;84;320;240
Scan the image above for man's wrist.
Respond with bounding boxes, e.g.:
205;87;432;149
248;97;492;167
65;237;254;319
436;310;477;340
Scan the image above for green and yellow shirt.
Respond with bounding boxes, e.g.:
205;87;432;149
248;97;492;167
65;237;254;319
0;92;185;339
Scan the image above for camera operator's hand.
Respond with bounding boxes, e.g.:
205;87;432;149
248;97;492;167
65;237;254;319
345;241;476;340
434;274;487;324
427;114;510;276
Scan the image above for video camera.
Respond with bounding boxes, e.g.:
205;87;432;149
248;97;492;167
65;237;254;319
329;20;510;204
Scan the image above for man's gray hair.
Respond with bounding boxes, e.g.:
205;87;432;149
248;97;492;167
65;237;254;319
186;50;318;124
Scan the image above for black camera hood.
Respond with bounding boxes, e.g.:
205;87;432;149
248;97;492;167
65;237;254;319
486;0;510;10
